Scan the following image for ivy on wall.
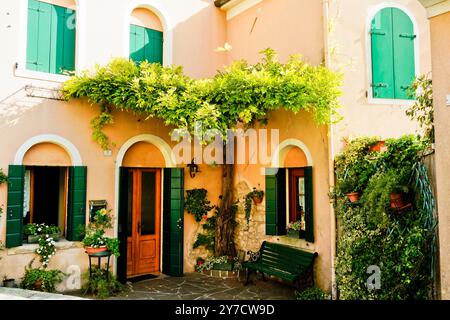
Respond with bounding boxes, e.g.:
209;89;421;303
332;135;437;300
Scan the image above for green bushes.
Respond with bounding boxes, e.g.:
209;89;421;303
82;267;124;299
333;135;436;300
296;287;331;300
20;264;64;293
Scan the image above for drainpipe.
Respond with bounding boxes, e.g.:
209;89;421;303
322;0;338;300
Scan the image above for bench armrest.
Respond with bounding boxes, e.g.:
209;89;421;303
246;250;261;262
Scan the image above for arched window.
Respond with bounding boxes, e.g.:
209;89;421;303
129;8;163;64
26;0;76;75
370;7;416;100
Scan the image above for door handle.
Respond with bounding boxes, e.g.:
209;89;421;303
137;222;141;234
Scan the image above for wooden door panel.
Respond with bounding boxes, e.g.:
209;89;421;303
127;169;161;277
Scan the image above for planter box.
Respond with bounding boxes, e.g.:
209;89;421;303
27;233;60;244
287;230;300;238
213;262;234;271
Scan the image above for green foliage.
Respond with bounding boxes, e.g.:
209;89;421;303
333;135;435;300
407;75;434;143
193;208;217;252
0;168;7;185
82;208;120;256
20;263;64;293
23;223;61;236
334;137;380;194
295;287;330;300
185;188;213;222
195;256;242;272
62;49;342;148
36;235;57;268
82;267;124;299
243;188;264;226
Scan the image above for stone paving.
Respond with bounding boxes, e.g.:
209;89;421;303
108;272;296;300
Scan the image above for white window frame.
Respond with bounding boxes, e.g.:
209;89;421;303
365;2;420;105
123;0;174;66
15;0;86;83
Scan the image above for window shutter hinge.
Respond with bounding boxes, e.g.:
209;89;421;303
370;30;386;36
399;33;416;39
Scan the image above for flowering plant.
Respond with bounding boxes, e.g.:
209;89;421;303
82;209;120;257
90;208;113;230
36;235;56;268
24;223;61;236
195;256;242;272
286;221;302;231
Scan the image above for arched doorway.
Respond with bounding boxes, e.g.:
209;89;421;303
115;135;183;281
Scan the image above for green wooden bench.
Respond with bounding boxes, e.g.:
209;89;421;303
243;241;318;290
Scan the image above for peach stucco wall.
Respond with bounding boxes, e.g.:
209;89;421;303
226;0;325;65
23;143;72;167
131;8;163;31
429;11;450;300
327;0;432;154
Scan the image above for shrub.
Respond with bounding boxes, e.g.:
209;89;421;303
185;189;213;222
82;267;124;299
20;265;64;293
296;287;330;300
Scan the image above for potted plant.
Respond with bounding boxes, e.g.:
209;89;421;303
20;264;64;293
248;188;264;205
24;223;61;244
370;140;386;152
82;209;120;256
338;176;360;203
286;221;303;238
244;188;264;226
3;276;16;288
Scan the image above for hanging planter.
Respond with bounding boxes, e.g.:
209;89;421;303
370;140;386;152
345;192;360;203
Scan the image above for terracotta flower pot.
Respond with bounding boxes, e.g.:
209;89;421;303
346;192;360;203
34;280;43;291
85;246;108;254
370;141;386;152
390;193;405;209
252;196;263;205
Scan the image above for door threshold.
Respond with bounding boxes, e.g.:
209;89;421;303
127;273;160;283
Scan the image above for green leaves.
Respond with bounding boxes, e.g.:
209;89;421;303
62;50;343;149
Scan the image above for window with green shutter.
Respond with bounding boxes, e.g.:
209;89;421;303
26;0;76;75
130;24;163;65
265;167;314;242
370;7;415;100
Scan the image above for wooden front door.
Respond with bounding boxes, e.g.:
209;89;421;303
127;169;161;277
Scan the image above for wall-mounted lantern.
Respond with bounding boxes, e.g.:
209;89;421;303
187;158;200;178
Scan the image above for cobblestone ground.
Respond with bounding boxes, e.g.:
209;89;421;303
108;272;296;300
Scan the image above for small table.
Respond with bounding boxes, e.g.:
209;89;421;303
86;250;112;281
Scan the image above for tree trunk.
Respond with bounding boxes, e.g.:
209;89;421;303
214;145;237;257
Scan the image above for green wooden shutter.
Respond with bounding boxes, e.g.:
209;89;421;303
26;0;40;71
162;168;184;276
66;166;87;241
53;6;76;74
27;1;75;74
130;24;146;63
371;8;395;99
304;166;314;243
146;28;163;64
392;8;415;100
117;167;130;282
6;165;25;248
265;168;286;236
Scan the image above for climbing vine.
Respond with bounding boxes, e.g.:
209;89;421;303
62;49;343;257
333;135;437;300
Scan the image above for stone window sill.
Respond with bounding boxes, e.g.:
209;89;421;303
7;239;83;255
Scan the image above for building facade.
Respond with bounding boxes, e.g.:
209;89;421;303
0;0;431;293
419;0;450;300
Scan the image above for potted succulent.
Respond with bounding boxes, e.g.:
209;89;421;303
24;223;61;244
